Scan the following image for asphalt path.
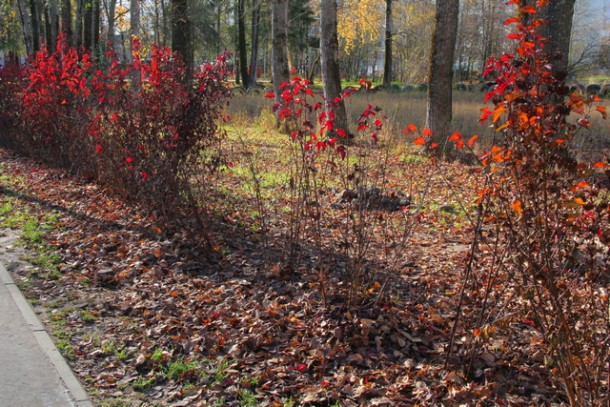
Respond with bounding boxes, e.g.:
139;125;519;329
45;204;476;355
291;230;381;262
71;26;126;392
0;261;93;407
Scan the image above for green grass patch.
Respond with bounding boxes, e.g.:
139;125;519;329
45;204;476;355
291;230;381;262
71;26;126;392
80;310;97;324
164;358;198;380
238;388;258;406
132;375;157;391
56;339;76;360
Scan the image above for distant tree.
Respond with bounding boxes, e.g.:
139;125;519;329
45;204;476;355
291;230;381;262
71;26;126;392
392;0;435;83
287;0;314;74
248;0;261;86
320;0;348;136
425;0;459;157
1;0;27;55
382;0;393;87
337;0;384;81
236;0;249;87
104;0;117;45
596;37;610;72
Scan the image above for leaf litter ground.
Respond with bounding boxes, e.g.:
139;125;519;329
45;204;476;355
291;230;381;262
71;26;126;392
0;139;585;406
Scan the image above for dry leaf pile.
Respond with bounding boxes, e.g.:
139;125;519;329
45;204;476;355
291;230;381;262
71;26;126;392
0;146;580;406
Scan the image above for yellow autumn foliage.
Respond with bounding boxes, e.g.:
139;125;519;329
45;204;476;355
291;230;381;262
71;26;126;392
337;0;385;54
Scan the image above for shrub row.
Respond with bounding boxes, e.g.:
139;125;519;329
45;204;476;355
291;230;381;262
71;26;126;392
0;35;231;248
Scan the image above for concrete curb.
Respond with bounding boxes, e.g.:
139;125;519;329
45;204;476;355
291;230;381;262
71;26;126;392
0;261;94;407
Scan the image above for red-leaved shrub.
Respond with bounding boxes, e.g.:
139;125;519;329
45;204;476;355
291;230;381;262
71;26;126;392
1;35;231;250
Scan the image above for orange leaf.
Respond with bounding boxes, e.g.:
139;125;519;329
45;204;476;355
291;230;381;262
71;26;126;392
506;33;523;41
493;106;506;123
493;153;505;163
422;127;432;137
536;0;548;6
518;112;529;123
511;200;523;215
413;137;426;146
503;17;521;25
572;181;591;191
429;143;439;149
490;145;503;154
574;197;586;205
593;162;609;169
449;132;462;141
468;135;479;147
402;123;417;135
496;122;510;132
595;105;607;119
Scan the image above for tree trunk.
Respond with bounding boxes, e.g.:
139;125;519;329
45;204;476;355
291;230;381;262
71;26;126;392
160;0;169;46
75;0;83;48
61;0;73;46
44;6;53;50
29;0;41;52
382;0;393;87
93;0;100;50
152;0;160;44
130;0;140;52
272;0;289;106
83;0;92;50
237;0;250;88
215;0;222;54
320;0;348;136
17;0;34;55
538;0;576;79
306;51;319;84
104;0;117;44
171;0;192;78
48;0;59;50
425;0;459;157
82;0;100;52
248;0;262;86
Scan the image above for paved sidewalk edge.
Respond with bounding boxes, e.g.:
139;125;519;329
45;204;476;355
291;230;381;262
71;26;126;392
0;261;94;407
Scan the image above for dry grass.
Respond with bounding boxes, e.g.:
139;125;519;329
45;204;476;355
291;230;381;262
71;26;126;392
228;90;610;161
